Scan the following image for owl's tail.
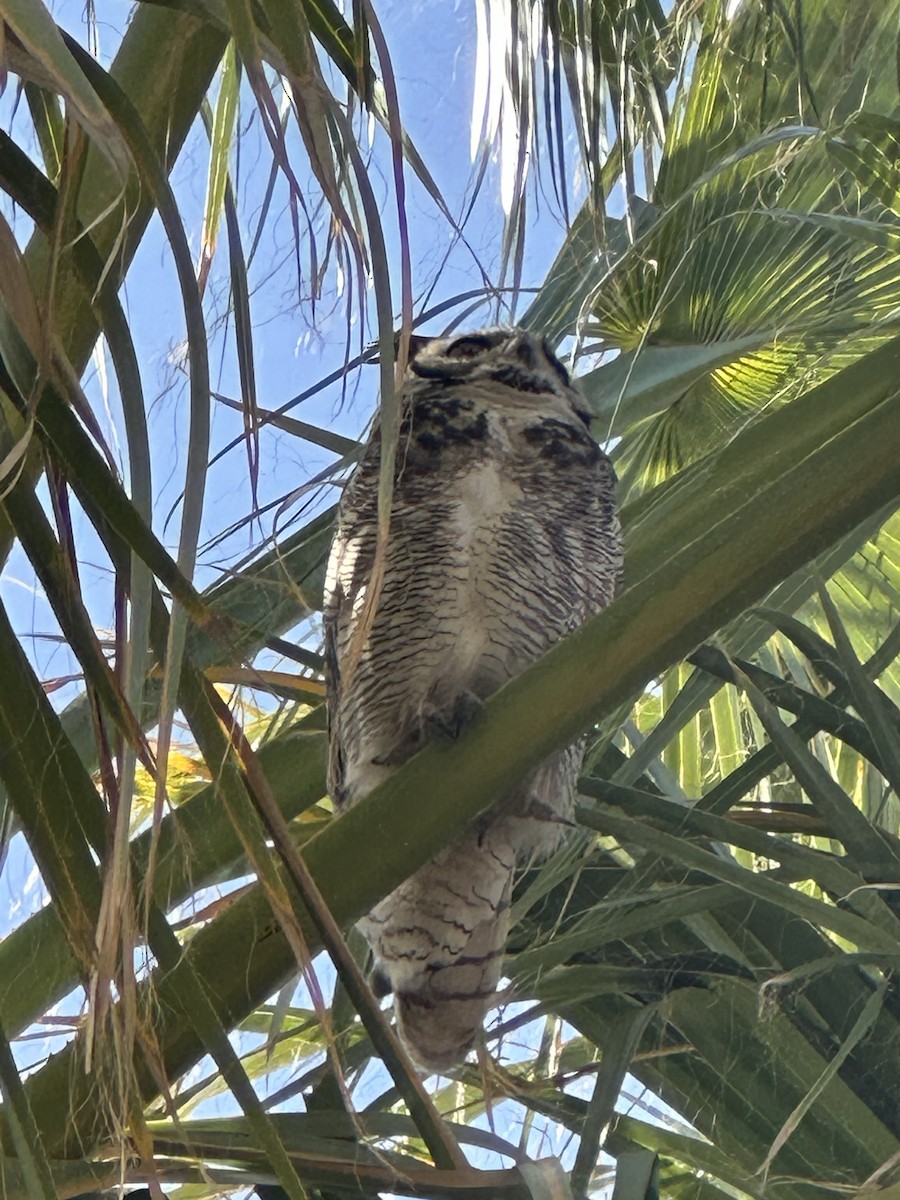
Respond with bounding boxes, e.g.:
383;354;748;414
362;830;516;1074
394;898;512;1073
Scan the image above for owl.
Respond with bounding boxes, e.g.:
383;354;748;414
324;327;622;1072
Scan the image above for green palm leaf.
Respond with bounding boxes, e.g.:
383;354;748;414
1;0;900;1197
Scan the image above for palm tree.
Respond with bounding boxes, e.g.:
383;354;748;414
1;0;900;1196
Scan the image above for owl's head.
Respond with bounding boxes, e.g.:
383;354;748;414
402;327;592;426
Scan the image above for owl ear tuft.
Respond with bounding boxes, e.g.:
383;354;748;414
368;332;434;364
396;332;435;360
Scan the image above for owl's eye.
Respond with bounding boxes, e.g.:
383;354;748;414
446;335;494;359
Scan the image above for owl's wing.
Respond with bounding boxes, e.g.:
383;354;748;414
323;528;349;810
323;458;380;810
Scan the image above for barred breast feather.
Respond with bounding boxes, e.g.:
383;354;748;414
324;328;621;1072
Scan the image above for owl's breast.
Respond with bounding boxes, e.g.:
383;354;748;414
438;456;525;687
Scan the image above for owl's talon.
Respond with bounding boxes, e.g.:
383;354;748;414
425;690;484;742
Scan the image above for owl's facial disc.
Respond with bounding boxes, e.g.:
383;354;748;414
407;327;589;423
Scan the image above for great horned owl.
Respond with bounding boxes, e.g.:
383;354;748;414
324;328;621;1072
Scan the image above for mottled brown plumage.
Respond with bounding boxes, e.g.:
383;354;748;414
324;328;621;1072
